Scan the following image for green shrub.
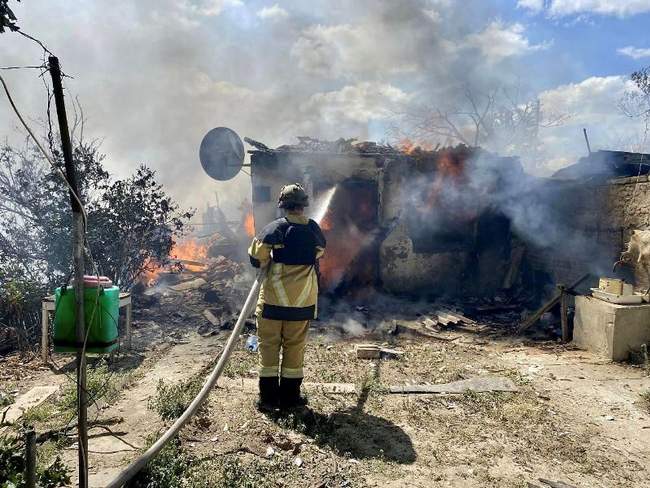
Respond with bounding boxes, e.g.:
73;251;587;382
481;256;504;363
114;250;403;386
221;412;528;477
148;378;203;421
0;433;70;488
130;437;193;488
59;359;120;412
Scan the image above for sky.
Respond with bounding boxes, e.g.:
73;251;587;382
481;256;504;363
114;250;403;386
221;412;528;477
2;0;650;213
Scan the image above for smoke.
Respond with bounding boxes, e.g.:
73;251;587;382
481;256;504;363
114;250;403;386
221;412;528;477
0;0;560;214
399;149;614;281
340;318;366;337
0;0;637;219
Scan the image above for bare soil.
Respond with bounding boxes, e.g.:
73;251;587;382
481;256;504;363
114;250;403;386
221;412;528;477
3;316;650;487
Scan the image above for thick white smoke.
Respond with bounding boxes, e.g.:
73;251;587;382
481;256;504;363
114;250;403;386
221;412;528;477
0;0;643;217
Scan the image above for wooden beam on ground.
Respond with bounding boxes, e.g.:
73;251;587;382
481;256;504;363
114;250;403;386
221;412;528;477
517;274;589;335
171;258;207;267
539;479;578;488
394;322;459;342
203;309;219;326
389;376;519;394
356;344;404;359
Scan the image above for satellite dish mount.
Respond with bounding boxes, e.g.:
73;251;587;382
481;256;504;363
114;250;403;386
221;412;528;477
199;127;246;181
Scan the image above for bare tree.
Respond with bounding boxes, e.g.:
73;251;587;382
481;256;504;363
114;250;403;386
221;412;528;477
393;82;568;163
620;66;650;135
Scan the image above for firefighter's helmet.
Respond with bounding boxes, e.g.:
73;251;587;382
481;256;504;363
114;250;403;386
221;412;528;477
278;183;309;209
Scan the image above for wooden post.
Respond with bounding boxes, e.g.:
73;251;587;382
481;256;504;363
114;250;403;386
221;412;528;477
25;426;36;488
125;301;132;350
558;284;569;343
48;55;88;488
41;303;49;363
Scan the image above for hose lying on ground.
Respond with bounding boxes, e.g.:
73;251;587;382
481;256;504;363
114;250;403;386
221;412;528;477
104;268;265;488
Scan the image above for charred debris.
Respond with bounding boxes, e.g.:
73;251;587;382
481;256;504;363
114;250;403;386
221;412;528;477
131;136;650;340
238;137;647;336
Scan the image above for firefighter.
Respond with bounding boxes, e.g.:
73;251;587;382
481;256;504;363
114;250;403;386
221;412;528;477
248;183;326;411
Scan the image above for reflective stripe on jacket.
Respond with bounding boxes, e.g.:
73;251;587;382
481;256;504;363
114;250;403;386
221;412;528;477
248;214;326;320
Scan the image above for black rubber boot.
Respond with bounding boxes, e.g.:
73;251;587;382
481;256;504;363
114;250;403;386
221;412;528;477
257;377;279;412
279;377;308;410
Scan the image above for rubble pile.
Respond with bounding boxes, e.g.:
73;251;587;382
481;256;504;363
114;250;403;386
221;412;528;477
132;255;254;341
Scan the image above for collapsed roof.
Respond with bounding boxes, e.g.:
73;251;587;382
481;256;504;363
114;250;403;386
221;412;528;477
244;136;461;158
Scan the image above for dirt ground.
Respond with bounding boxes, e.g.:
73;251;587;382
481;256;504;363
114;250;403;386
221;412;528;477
2;313;650;487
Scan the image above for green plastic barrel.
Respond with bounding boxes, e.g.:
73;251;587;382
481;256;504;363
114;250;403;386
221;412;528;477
53;285;120;354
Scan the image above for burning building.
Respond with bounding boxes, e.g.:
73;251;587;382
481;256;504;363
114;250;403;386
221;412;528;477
245;136;650;305
246;137;530;299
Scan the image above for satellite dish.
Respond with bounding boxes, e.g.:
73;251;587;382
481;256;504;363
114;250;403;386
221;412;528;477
199;127;245;181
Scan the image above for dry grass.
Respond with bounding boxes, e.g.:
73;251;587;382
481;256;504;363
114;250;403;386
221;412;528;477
641;390;650;413
130;331;647;487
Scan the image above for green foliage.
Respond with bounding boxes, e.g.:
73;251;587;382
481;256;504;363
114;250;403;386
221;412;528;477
0;0;19;33
59;359;120;412
87;165;193;288
148;377;203;421
20;403;57;427
0;265;47;352
37;457;71;488
131;437;193;488
0;434;24;487
0;391;13;408
0;433;70;488
0;141;193;351
134;442;278;488
189;456;276;488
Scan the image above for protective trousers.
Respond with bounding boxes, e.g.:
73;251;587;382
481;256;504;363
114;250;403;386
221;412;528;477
257;318;309;379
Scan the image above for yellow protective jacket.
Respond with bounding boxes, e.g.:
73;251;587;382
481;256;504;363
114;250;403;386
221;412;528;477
248;214;326;320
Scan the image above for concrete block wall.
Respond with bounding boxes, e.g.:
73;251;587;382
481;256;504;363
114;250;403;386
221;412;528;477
606;177;650;290
574;295;650;361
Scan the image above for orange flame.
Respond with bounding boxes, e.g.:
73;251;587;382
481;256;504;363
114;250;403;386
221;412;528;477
320;214;332;231
398;138;433;155
170;239;208;271
139;238;209;286
399;138;417;155
244;212;255;238
140;258;162;287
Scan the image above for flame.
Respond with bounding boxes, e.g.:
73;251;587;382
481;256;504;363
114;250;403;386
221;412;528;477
138;238;209;286
140;258;162;287
171;239;208;271
399;138;417;155
244;212;255;238
398;138;433;155
320;214;332;231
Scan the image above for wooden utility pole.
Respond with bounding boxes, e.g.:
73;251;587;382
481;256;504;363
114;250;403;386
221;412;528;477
48;56;88;488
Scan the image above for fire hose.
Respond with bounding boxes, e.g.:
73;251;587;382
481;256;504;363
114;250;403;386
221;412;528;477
105;187;337;487
104;268;266;488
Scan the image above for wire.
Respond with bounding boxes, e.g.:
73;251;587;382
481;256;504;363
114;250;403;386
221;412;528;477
0;73;87;226
16;30;55;57
0;65;46;70
0;64;102;478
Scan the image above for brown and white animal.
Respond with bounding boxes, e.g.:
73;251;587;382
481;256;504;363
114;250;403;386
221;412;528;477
614;229;650;294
